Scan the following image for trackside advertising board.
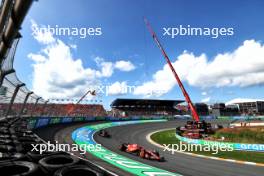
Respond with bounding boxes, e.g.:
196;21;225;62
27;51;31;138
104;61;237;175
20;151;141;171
175;133;264;152
27;116;174;129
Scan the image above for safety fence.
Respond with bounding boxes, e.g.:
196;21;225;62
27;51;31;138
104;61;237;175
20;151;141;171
0;0;107;119
0;0;48;118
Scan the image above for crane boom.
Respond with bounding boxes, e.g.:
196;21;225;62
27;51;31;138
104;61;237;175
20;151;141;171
144;18;200;122
76;90;96;104
66;90;96;115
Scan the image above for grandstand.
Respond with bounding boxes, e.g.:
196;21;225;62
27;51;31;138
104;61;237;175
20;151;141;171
226;99;264;115
194;103;209;116
0;103;106;117
44;104;106;117
110;98;184;117
211;103;240;116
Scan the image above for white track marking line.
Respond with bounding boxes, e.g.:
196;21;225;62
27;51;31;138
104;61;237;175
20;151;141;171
146;128;264;167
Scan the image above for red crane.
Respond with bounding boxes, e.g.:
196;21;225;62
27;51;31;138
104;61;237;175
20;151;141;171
76;90;96;104
66;90;96;115
144;18;200;122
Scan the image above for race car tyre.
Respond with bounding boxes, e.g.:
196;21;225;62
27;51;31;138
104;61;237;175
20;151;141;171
39;154;79;172
153;150;160;157
119;144;127;151
139;150;145;158
145;153;150;159
159;156;165;162
53;165;100;176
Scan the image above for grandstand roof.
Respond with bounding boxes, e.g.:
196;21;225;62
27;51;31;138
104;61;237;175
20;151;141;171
111;98;184;108
226;98;264;105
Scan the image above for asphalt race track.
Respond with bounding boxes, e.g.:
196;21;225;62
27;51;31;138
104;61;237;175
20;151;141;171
94;120;264;176
35;120;264;176
34;122;134;176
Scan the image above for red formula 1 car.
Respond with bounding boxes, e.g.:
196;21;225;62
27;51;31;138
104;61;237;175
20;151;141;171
98;129;111;138
119;143;165;162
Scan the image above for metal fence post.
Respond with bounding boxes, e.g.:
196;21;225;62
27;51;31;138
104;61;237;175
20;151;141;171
31;97;41;117
19;91;33;117
5;83;25;117
41;100;49;116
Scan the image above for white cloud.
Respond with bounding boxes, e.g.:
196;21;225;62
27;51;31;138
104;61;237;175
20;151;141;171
69;44;77;49
133;80;170;97
201;97;211;103
28;39;99;99
94;57;136;78
133;62;176;97
201;91;207;96
95;59;114;78
30;19;55;44
28;20;136;99
135;40;264;97
115;60;135;71
28;53;46;63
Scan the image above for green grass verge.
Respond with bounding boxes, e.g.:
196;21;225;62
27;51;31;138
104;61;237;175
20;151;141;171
213;128;264;144
151;129;264;163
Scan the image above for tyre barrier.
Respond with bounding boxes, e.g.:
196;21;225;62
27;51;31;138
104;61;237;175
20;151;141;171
0;127;9;134
0;117;114;176
54;165;100;176
0;145;16;153
18;135;39;142
0;138;13;144
27;151;66;162
0;153;26;163
20;141;38;153
39;154;79;173
0;161;40;176
0;134;11;139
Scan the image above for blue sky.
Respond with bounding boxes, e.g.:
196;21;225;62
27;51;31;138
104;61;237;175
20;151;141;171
14;0;264;109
